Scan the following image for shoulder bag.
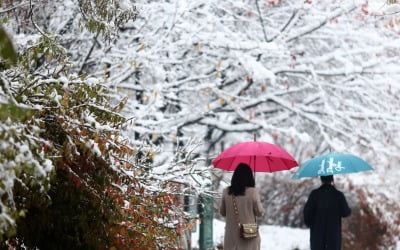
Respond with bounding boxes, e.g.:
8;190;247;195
232;195;258;239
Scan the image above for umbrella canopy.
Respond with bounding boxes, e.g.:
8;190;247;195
212;141;298;172
293;153;374;178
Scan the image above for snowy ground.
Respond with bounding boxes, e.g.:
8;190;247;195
191;219;309;250
191;219;400;250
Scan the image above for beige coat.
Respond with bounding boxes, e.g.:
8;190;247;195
220;187;265;250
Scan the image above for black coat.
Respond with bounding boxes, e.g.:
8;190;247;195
303;184;351;250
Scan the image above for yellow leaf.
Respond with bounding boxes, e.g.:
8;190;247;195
131;61;137;69
148;151;155;159
60;93;69;107
219;98;225;105
142;95;149;104
46;53;53;61
216;58;222;68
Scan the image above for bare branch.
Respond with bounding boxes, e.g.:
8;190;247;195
78;31;101;75
28;0;49;39
255;0;268;42
0;1;30;14
286;4;357;43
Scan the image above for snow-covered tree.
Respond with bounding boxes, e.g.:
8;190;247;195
82;0;400;161
0;25;53;241
1;0;208;248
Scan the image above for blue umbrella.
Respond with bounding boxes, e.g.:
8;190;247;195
293;153;374;178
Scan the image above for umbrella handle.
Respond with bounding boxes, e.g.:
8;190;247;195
253;154;256;185
253;134;256;183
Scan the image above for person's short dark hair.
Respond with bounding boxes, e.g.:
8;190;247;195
320;175;334;184
228;163;255;196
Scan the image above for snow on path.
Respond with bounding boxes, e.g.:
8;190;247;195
191;219;309;249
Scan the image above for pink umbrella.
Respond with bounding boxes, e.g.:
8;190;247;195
212;141;298;173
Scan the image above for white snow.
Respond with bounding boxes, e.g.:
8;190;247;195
118;0;133;11
191;219;309;250
85;139;102;157
86;77;99;86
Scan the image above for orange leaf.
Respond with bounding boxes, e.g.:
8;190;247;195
120;228;127;236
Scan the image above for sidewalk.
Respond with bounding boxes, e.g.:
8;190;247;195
191;219;309;250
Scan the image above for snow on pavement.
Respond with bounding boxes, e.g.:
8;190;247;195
191;219;309;250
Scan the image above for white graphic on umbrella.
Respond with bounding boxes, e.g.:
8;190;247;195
317;157;345;175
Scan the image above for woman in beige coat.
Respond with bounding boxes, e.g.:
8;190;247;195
220;163;265;250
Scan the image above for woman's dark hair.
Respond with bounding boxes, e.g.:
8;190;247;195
228;163;255;196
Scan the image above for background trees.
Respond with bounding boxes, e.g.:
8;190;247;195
92;0;400;168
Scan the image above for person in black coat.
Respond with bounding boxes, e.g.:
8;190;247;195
303;175;351;250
